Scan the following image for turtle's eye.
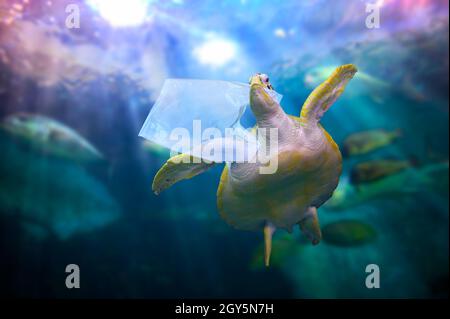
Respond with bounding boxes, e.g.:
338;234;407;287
259;74;269;83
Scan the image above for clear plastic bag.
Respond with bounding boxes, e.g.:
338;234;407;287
139;79;282;162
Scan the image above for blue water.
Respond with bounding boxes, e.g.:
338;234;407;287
0;0;448;298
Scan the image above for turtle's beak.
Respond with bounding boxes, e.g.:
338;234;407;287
249;73;273;91
249;73;263;86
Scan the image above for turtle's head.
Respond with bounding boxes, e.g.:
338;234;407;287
249;73;281;120
249;73;274;90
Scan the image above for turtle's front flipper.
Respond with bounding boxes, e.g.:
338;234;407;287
300;64;357;127
299;207;322;245
152;153;216;195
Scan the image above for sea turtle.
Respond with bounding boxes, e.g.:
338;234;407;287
152;64;358;266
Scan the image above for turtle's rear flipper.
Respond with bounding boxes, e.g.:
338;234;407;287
152;153;216;195
300;64;357;127
299;207;322;245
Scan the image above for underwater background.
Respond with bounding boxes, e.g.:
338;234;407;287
0;0;448;298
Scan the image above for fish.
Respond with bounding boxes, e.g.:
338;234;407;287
342;129;402;157
304;66;388;90
321;220;377;247
0;137;120;240
303;65;390;104
325;162;449;210
142;140;171;158
0;113;103;163
302;62;437;105
350;159;412;185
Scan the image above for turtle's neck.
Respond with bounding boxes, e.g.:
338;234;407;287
249;84;292;140
249;84;280;121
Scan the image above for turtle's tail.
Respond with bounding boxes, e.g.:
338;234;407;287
263;222;276;267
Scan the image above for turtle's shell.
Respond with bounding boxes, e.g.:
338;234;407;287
217;117;342;232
